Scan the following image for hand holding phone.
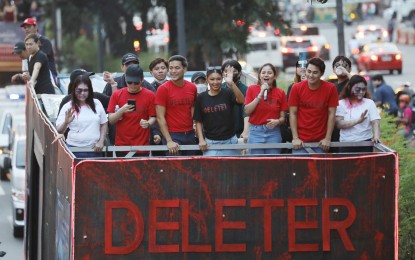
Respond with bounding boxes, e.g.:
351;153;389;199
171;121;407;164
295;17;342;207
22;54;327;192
127;99;136;111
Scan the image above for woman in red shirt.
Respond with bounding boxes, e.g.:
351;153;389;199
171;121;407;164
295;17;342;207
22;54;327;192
244;63;288;154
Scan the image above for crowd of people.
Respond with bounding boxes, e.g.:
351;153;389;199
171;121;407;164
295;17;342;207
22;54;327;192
12;16;408;157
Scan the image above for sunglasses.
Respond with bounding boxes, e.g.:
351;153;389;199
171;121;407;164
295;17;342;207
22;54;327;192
127;81;140;85
206;66;222;73
75;88;89;94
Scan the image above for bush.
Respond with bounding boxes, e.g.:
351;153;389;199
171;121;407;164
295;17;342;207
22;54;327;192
380;113;415;259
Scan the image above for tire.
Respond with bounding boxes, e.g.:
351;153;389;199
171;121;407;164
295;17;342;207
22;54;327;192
398;69;402;74
13;225;23;238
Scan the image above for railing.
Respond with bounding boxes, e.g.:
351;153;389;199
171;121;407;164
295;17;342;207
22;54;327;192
68;141;393;158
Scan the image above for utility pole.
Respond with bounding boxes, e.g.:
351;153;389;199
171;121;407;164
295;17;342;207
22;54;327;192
336;0;346;55
176;0;187;56
97;9;104;72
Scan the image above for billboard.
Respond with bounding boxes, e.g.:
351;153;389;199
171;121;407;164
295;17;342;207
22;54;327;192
73;155;397;259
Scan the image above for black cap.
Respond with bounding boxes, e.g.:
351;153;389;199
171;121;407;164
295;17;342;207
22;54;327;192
70;69;95;83
125;64;143;83
121;53;139;65
191;72;206;83
12;42;25;54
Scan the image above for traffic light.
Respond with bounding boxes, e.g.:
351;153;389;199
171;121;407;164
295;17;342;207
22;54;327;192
134;40;140;51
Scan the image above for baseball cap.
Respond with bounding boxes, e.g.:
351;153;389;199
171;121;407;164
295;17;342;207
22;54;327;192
191;72;206;83
12;42;25;54
70;69;95;83
125;64;143;83
20;18;37;27
121;53;139;65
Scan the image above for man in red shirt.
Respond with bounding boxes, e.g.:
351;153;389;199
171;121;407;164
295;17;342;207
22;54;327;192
155;55;197;155
108;64;156;155
288;57;338;153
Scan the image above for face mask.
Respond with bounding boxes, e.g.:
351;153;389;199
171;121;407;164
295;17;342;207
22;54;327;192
196;84;208;93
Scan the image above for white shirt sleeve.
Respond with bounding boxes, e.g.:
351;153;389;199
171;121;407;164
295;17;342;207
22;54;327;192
367;99;381;121
336;100;346;117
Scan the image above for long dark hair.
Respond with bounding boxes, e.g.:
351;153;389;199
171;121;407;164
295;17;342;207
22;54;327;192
71;75;96;114
339;75;371;100
257;63;278;88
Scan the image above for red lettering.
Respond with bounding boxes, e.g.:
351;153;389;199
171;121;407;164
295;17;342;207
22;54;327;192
288;199;319;252
322;198;356;251
250;199;284;252
215;199;246;252
104;200;144;254
148;199;180;253
181;199;212;252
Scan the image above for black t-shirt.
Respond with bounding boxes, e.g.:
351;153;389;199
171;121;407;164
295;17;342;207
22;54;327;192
335;79;349;96
28;50;55;94
193;88;236;140
39;35;57;77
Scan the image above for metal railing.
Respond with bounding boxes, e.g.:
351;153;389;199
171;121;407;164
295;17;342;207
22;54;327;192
68;141;393;158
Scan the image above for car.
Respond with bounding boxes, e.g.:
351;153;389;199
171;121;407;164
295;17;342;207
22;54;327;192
356;42;402;75
290;24;330;60
1;123;26;237
280;36;318;69
245;35;283;71
353;25;389;48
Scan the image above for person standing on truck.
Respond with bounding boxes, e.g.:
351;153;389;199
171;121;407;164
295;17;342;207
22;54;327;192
372;74;398;116
336;75;381;152
288;57;338;153
193;66;244;156
56;75;108;158
244;63;288;155
21;18;57;79
220;59;249;141
58;69;109;113
332;56;353;95
107;64;156;156
149;57;168;91
102;53;155;96
155;55;197;156
11;42;30;84
25;33;54;94
102;53;155;145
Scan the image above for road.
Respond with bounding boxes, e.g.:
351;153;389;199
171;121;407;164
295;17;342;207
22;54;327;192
285;17;415;90
0;180;24;259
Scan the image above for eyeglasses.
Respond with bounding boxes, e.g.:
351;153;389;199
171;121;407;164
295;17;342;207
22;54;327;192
334;62;350;68
75;88;89;94
206;66;222;73
127;81;140;85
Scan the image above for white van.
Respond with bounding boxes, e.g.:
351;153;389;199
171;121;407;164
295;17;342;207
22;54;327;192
245;36;283;71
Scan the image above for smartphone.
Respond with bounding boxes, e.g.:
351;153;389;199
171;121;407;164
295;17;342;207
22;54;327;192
298;52;307;68
127;99;136;111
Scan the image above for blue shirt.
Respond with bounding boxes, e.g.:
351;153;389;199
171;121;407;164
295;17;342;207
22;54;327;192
374;82;398;114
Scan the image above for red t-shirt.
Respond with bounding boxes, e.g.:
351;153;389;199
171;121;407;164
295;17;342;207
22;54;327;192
288;80;338;142
245;85;288;125
155;80;197;132
108;88;156;146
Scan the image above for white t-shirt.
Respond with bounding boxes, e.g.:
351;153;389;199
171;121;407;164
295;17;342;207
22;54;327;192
56;99;108;147
336;98;381;142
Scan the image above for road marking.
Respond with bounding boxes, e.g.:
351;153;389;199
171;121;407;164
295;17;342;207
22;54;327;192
0;184;5;196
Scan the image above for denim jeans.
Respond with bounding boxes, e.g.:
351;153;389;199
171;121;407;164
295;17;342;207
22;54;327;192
162;130;197;156
292;147;325;154
204;135;239;156
248;124;282;155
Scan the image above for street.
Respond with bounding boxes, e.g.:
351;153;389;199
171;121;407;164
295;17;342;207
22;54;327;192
0;180;24;259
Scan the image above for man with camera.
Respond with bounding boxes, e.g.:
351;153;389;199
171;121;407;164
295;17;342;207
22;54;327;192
107;64;156;155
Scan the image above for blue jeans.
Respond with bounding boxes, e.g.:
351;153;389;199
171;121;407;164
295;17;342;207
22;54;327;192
292;147;325;154
204;135;239;156
248;125;282;155
163;130;197;156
